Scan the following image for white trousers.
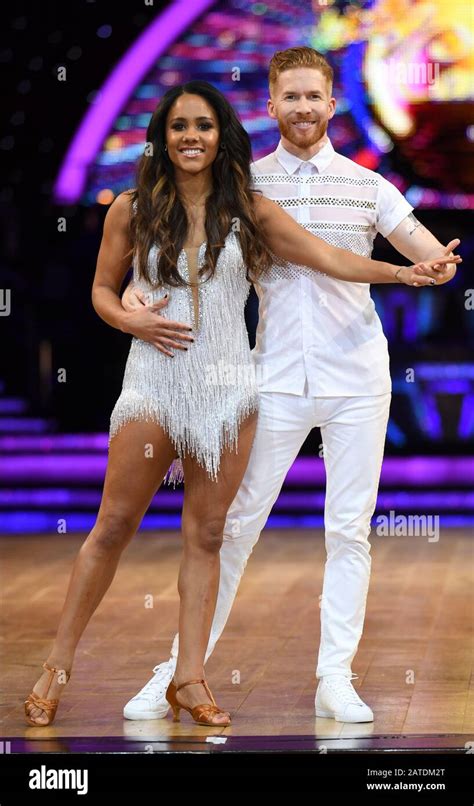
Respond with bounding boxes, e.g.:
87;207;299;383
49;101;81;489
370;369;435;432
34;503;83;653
171;389;391;678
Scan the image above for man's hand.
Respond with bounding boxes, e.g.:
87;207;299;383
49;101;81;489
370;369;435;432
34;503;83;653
122;282;147;311
121;293;194;357
422;238;460;285
387;216;461;285
395;252;462;287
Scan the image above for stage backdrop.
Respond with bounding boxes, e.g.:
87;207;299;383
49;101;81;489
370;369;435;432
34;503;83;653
1;0;473;532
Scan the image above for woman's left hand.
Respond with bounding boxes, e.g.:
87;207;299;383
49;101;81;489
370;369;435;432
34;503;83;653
396;253;462;286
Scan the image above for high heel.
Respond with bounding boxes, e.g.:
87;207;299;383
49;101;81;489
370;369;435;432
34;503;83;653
165;678;231;726
24;661;71;727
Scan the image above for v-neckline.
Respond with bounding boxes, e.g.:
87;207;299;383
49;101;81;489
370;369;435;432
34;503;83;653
181;242;206;331
182;241;206;253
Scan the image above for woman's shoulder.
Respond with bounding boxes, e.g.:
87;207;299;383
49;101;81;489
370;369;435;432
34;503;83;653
111;188;136;206
102;190;136;236
119;188;137;210
107;189;137;221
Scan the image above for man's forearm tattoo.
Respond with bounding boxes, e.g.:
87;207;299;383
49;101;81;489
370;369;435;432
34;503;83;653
407;213;425;236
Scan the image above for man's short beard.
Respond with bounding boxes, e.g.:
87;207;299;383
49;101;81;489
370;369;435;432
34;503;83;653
279;118;328;147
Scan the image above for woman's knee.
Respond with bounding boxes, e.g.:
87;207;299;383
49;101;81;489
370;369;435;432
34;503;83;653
87;511;138;553
182;514;226;554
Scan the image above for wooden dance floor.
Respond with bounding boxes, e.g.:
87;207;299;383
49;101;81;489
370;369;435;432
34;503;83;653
2;529;473;751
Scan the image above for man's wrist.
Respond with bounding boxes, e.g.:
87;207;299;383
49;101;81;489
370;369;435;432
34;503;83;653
426;248;455;268
425;247;446;261
425;250;457;278
118;310;132;334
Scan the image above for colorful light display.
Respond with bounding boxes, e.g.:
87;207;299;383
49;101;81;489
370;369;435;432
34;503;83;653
54;0;474;209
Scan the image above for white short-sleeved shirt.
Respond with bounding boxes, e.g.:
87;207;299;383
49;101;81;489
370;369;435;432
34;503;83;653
250;138;413;396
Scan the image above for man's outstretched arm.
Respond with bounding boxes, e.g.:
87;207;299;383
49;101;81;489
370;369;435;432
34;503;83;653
386;214;460;283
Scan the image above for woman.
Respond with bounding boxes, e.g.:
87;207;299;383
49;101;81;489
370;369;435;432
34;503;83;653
24;81;459;728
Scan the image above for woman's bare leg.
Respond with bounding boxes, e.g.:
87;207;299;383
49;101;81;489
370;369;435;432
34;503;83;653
27;420;176;724
174;412;258;723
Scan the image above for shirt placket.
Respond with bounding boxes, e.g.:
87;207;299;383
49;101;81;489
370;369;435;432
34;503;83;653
298;163;316;392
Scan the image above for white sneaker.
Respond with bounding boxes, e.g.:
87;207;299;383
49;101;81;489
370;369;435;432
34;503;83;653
123;659;176;720
315;674;374;723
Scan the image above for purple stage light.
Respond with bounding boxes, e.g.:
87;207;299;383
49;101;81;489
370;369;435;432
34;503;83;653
0;434;109;452
1;455;474;485
0;398;28;414
54;0;217;203
0;418;52;433
274;492;474;511
458;394;474;439
0;489;183;508
2;512;473;535
1;489;473;512
0;512;182;534
284;456;474;486
0;455;107;482
415;363;474;379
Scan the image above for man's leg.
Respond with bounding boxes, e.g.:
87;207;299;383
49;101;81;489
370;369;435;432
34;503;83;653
316;393;391;679
170;391;314;662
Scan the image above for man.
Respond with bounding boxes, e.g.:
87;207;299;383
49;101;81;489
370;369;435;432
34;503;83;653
121;47;458;723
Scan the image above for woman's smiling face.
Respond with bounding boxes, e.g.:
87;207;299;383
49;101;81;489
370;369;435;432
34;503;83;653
165;93;220;176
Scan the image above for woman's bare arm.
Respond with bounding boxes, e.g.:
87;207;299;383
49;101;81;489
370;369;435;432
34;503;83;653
253;194;461;285
91;192;194;356
91;192;135;331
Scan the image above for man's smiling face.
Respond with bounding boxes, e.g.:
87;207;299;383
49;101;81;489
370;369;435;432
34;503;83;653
267;67;336;158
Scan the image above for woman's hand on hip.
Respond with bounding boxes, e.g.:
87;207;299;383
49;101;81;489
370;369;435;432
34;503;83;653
121;295;194;357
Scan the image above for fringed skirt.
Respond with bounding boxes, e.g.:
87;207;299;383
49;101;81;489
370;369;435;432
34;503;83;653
109;333;259;485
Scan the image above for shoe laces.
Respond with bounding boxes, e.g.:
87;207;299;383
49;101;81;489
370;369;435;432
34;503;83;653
139;661;174;696
324;673;362;705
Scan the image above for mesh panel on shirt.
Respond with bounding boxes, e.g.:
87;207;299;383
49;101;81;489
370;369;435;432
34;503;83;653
252;173;378;187
266;223;375;283
276;196;377;211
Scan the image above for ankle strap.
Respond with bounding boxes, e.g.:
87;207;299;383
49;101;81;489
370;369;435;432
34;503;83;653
43;661;71;681
175;678;216;707
175;678;205;693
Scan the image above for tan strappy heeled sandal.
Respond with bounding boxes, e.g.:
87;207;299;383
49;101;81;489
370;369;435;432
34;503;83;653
165;678;231;726
24;661;71;726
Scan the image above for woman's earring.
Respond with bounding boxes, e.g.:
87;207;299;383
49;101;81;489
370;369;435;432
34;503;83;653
164;144;168;151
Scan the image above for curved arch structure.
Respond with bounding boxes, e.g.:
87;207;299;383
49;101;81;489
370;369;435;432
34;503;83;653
53;0;473;209
54;0;217;203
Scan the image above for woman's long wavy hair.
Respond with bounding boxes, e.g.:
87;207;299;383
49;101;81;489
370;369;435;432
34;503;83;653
129;81;273;287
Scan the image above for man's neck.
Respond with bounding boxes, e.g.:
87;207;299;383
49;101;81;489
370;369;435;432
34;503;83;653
279;134;329;161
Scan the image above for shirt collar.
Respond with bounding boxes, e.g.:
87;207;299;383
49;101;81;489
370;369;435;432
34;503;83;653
275;137;335;174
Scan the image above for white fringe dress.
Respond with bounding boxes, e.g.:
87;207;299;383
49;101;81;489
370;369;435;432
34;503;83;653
108;230;259;485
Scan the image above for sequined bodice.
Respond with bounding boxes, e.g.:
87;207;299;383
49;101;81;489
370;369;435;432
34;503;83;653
132;231;250;333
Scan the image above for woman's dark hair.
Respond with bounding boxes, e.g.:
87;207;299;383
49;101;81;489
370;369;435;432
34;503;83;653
128;80;273;287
